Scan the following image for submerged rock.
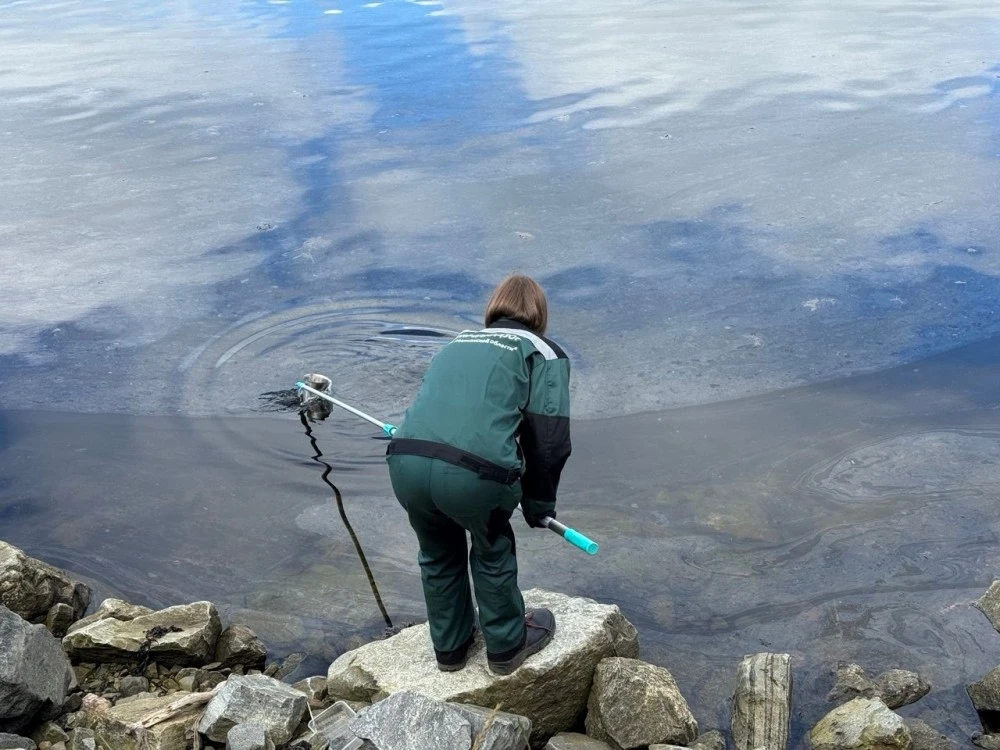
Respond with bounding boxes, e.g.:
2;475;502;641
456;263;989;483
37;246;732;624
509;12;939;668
732;652;791;750
0;542;90;629
79;694;201;750
585;657;697;750
808;697;910;750
0;606;74;732
215;625;267;670
827;664;928;710
827;664;876;704
872;669;929;710
198;675;307;745
327;589;638;744
903;719;953;750
63;601;221;666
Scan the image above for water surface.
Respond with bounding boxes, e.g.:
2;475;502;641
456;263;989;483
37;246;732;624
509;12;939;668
2;0;1000;745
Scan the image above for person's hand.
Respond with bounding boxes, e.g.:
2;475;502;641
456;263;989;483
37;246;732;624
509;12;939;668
523;509;555;528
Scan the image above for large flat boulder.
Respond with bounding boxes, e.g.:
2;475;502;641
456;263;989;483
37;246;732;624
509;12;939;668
0;542;90;628
585;658;698;750
808;698;911;750
327;589;638;745
0;605;74;732
63;601;221;666
79;693;201;750
198;675;308;746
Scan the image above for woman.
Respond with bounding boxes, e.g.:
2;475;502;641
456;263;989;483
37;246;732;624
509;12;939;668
386;274;572;675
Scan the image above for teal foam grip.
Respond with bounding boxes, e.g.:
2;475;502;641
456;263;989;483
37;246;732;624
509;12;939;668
563;528;599;555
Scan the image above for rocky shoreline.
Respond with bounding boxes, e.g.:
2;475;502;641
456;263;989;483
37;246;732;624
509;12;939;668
3;539;1000;749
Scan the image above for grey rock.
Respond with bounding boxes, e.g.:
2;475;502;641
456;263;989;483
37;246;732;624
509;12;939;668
808;698;911;750
349;691;471;750
45;605;76;639
227;723;276;750
66;599;153;636
31;724;68;747
977;581;1000;634
328;589;638;745
0;606;74;732
648;746;688;750
0;543;90;625
215;625;268;670
0;734;36;750
198;675;308;745
450;703;531;750
545;733;612;750
732;653;791;750
585;657;697;750
119;676;149;698
691;730;728;750
969;666;1000;733
266;652;305;682
66;731;96;750
78;695;199;750
61;695;83;715
973;734;1000;750
63;601;221;666
292;676;328;703
827;664;876;704
904;719;953;750
872;669;929;709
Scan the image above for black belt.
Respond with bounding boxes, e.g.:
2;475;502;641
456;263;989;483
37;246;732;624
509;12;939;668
387;438;521;486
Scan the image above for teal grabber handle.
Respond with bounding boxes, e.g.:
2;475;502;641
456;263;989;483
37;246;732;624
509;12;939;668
519;506;599;555
295;379;598;554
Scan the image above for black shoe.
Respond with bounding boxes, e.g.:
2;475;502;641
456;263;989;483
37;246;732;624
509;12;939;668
435;630;475;672
487;608;556;676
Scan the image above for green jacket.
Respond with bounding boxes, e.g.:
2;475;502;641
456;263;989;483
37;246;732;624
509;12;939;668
388;318;572;518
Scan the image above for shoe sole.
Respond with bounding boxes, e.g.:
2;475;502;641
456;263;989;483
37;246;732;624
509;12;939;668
437;658;469;673
487;628;555;676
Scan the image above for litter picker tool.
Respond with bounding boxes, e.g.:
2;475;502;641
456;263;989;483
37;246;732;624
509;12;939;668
295;380;599;555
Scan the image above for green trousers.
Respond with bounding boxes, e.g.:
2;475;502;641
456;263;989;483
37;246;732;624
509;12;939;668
387;454;526;656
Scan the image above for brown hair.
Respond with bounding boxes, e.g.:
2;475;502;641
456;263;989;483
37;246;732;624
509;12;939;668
484;274;548;334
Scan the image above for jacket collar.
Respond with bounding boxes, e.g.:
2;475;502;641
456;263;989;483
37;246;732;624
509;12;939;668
487;318;531;331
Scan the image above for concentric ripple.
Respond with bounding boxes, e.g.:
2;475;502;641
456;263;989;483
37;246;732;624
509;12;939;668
176;299;471;419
